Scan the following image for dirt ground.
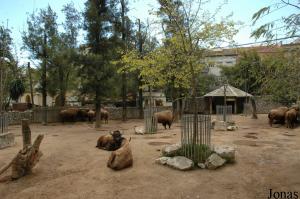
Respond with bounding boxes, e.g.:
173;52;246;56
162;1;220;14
0;114;299;199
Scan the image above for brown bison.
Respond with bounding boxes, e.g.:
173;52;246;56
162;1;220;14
96;130;124;151
101;108;109;123
87;109;95;122
60;108;80;123
107;138;133;170
285;106;299;129
268;107;289;126
154;110;175;129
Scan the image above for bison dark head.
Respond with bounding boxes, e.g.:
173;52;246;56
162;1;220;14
110;130;124;150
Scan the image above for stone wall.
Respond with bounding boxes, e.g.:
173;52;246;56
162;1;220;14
7;106;173;124
243;96;284;114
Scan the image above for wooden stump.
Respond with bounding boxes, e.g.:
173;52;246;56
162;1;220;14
0;133;44;180
22;119;31;148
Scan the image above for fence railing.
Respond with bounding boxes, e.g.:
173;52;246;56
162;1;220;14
144;107;158;134
216;105;233;122
0;113;9;134
181;114;211;163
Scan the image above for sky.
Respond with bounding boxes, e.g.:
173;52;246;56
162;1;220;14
0;0;298;66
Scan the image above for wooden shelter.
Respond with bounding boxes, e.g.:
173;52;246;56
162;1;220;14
204;85;252;114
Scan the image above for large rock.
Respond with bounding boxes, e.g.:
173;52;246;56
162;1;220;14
0;132;15;149
214;121;227;131
205;153;226;170
162;143;181;157
155;157;171;165
213;145;235;163
156;156;194;171
134;126;145;135
167;156;194;171
227;125;238;131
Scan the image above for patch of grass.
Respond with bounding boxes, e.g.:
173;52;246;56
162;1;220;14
167;144;213;163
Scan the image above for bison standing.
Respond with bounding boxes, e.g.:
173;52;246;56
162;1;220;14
268;107;289;126
101;108;109;123
60;108;80;123
154;110;175;129
285;106;299;129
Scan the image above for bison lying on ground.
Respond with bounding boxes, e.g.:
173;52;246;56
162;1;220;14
107;137;133;170
268;107;289;126
96;130;124;151
154;110;175;129
285;106;299;129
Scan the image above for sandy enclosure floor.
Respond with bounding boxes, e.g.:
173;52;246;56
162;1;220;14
0;114;299;199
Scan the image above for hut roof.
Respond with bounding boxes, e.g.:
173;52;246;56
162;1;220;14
204;85;253;97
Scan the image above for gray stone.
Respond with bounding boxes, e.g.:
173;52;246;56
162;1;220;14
227;125;238;131
211;119;217;129
162;143;181;157
156;156;194;171
166;156;194;171
134;126;145;135
197;163;206;169
205;153;226;170
214;121;227;131
213;145;236;163
155;157;171;165
0;132;15;149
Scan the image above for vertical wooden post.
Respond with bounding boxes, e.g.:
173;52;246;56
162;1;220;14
22;119;31;148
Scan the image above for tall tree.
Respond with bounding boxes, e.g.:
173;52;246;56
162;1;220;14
82;0;117;128
23;6;59;123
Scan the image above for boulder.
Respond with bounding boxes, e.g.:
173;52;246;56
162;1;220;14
197;163;206;169
211;119;217;129
227;125;238;131
134;126;145;135
156;156;194;171
205;153;226;170
166;156;194;171
162;143;181;157
213;145;235;163
214;121;227;131
155;157;171;165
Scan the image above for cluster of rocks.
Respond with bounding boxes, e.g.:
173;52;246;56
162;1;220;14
156;144;235;171
211;119;238;131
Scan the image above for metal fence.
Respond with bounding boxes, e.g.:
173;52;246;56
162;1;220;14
144;107;158;134
0;113;9;134
181;114;211;163
216;105;233;122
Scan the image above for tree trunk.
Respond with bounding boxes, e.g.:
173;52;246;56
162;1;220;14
42;33;47;125
21;119;31;148
95;92;101;128
27;62;34;107
121;0;127;121
58;64;65;107
250;97;258;119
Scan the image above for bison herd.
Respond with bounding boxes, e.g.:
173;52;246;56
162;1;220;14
59;107;109;123
268;105;300;129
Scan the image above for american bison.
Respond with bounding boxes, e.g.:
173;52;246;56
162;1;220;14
87;109;95;122
96;130;124;151
101;108;109;123
268;107;289;126
154;110;175;129
107;137;133;170
60;108;80;123
285;106;299;129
